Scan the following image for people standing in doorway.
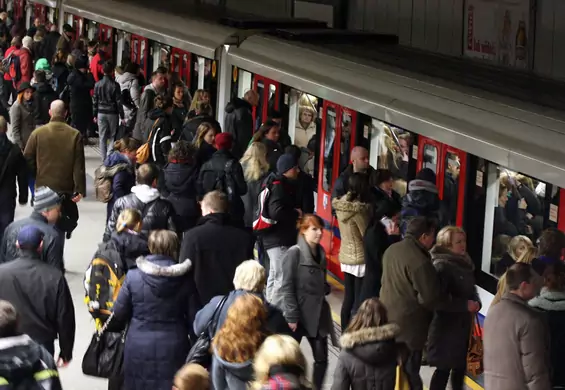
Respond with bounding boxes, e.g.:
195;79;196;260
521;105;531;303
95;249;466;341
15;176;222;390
224;89;259;159
332;146;372;200
56;24;73;56
93;60;124;159
332;173;372;329
90;41;108;83
116;62;141;137
67;56;95;143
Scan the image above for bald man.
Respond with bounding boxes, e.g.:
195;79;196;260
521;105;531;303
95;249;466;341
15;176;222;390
331;146;372;200
224;89;259;159
24;100;85;244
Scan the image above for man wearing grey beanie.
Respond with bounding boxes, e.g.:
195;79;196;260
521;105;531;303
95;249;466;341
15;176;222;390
0;186;64;271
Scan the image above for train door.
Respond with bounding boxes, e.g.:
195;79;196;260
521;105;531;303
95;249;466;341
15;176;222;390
253;76;280;130
131;34;149;77
417;136;467;226
317;101;357;278
33;4;46;24
99;24;113;54
71;15;84;37
14;0;23;20
170;48;191;89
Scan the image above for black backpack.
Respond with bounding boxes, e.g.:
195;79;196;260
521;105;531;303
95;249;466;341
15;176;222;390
214;160;235;201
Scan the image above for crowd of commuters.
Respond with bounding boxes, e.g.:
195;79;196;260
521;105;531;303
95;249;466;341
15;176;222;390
0;13;564;390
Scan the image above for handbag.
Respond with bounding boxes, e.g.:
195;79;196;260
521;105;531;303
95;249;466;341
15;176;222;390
186;295;229;366
395;365;410;390
466;313;484;377
136;119;160;164
82;312;127;378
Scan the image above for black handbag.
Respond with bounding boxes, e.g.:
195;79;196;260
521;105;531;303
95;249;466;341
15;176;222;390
82;313;127;378
186;295;229;366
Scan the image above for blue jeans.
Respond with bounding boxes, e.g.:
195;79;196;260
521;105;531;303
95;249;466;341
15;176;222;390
98;113;119;159
28;177;35;199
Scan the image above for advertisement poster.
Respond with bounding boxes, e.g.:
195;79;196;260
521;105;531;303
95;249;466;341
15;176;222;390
463;0;530;69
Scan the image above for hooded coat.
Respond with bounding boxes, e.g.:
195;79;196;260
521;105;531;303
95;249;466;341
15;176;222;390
116;72;140;126
161;162;200;232
0;335;62;389
211;347;254;390
147;108;173;168
113;255;193;390
332;195;371;266
50;62;69;97
332;324;400;390
9;99;35;149
33;81;57;126
400;179;442;235
426;246;478;369
67;68;95;119
110;230;150;270
529;288;565;387
223;97;253;159
103;152;136;221
104;184;177;242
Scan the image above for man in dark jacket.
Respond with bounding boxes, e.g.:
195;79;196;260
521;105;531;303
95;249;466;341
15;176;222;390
532;228;565;275
179;191;253;307
56;23;73;56
0;300;63;389
32;70;57;126
42;25;60;64
67;56;95;141
133;67;166;141
331;146;372;200
401;168;442;236
181;101;220;142
284;145;315;214
104;163;177;241
379;216;441;390
197;133;247;227
93;60;124;159
0;186;64;271
0;117;27;244
0;226;75;363
194;260;291;338
223;90;258;159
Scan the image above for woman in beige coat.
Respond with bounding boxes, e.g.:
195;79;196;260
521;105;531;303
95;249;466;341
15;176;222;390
332;172;372;330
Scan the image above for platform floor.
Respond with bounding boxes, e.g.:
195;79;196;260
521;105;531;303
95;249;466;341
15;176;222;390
12;145;475;389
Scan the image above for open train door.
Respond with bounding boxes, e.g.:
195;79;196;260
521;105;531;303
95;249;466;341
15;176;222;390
99;24;114;55
252;75;280;131
130;34;149;77
317;101;357;279
171;48;192;89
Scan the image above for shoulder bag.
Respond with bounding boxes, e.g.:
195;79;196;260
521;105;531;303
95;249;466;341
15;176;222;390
466;313;484;377
186;294;229;367
82;312;128;378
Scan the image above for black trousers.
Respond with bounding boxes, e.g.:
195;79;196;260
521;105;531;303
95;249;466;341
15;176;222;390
341;273;363;330
403;349;424;390
0;205;15;244
292;327;328;390
429;367;465;390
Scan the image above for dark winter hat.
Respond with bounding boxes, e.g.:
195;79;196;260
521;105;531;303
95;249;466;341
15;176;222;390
63;23;73;33
416;168;437;184
277;153;298;175
16;81;34;94
17;225;44;250
215;132;233;151
33;186;61;213
74;56;88;70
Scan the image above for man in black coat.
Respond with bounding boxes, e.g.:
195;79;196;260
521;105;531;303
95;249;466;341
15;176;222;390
197;133;247;227
284;145;315;214
32;70;57;126
0;186;64;272
0;225;75;364
42;25;60;65
67;56;95;141
0;117;27;243
179;190;253;308
331;146;372;200
223;89;258;159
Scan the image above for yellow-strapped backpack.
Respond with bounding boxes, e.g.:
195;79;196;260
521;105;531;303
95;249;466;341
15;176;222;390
136;119;160;164
84;241;126;329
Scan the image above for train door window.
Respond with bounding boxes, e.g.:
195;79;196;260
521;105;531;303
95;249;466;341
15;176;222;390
422;144;439;174
99;25;113;53
322;106;337;192
442;151;461;226
170;48;190;89
154;44;170;71
236;69;252;99
253;76;280;130
182;53;190;86
291;92;320;177
131;35;148;76
339;110;353;174
204;59;218;114
118;32;131;67
268;84;277;117
48;7;56;24
255;78;264;130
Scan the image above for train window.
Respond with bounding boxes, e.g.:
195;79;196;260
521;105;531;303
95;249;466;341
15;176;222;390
159;46;170;69
237;70;252;99
339;111;352;174
182;54;190;85
132;39;138;64
443;153;461;226
140;40;146;70
268;84;277;116
323;107;337;192
255;79;264;130
173;53;180;73
423;144;438;173
374;120;412;196
291;92;319;177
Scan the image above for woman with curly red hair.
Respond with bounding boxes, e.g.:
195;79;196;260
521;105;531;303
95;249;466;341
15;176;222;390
211;293;267;390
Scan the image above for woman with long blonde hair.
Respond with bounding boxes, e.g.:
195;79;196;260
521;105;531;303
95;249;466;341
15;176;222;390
188;89;210;115
495;235;533;276
109;208;149;270
193;122;218;167
212;293;267;390
252;335;310;390
240;142;270;228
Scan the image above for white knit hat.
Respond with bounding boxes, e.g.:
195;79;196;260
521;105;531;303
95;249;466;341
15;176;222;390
22;36;33;50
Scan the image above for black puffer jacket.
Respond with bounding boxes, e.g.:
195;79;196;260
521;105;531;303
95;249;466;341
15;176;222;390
372;187;402;220
93;75;124;117
162;162;200;233
148;108;173;168
400;179;442;235
104;184;177;242
33;81;58;126
427;246;478;369
332;324;400;390
51;62;70;97
181;114;221;142
110;230;150;270
198;150;247;225
223;98;253;159
194;141;216;169
67;68;95;117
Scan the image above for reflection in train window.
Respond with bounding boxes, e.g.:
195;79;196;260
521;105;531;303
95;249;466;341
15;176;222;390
443;152;460;226
132;39;138;64
268;84;277;117
374;120;412;196
323;108;337;192
237;70;252;99
293;93;319;177
423;144;438;174
255;80;264;130
490;167;560;277
340;112;352;174
140;40;146;69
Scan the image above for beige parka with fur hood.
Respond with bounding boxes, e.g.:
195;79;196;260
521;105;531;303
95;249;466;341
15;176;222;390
332;194;372;266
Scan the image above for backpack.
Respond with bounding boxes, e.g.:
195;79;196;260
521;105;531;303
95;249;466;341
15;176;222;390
253;179;280;233
94;163;130;203
84;241;126;323
214;160;235;201
121;81;136;110
136;119;160;164
6;53;21;83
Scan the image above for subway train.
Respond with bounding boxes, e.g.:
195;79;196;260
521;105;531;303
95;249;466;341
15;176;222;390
20;0;565;385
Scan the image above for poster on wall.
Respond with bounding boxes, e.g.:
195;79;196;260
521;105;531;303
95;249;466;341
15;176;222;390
463;0;530;69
